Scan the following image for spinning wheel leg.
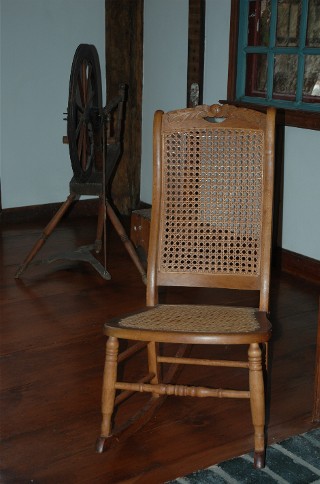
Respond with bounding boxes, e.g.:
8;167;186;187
15;193;77;278
106;202;147;284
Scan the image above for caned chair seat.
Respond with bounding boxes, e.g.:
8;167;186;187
96;103;276;470
105;305;271;344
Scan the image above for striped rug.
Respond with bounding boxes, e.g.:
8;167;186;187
168;428;320;483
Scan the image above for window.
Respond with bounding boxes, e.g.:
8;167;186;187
235;0;320;112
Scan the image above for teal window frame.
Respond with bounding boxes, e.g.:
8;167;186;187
236;0;320;112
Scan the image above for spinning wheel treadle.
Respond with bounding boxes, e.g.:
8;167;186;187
15;44;146;283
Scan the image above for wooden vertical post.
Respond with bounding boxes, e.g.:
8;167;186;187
187;0;206;107
105;0;144;214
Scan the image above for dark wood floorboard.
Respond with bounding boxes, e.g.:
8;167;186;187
1;216;319;483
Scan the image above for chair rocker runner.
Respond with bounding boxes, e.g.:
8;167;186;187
96;103;276;469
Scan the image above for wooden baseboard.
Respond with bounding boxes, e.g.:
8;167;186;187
2;202;319;285
1;199;151;225
275;247;320;285
130;208;320;286
1;198;100;224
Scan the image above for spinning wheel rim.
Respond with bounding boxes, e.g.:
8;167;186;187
67;44;103;182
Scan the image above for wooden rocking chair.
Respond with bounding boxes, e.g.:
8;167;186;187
96;103;276;468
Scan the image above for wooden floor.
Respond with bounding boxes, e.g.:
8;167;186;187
1;215;319;483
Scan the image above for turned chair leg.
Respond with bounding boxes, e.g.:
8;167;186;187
96;336;119;453
147;342;161;398
248;343;266;469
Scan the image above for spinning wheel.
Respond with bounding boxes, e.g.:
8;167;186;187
15;44;146;283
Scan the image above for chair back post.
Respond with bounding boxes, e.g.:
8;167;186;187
146;110;164;307
259;107;276;312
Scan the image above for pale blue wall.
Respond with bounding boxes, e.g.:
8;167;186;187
140;0;189;205
203;0;231;104
140;0;232;205
1;0;319;260
203;1;320;261
282;127;320;260
0;0;105;208
141;0;320;260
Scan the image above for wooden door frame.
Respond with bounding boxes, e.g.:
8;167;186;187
187;0;206;107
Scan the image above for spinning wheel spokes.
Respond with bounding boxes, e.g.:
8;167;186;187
81;61;88;104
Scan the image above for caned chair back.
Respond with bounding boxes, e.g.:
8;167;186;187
147;104;276;311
